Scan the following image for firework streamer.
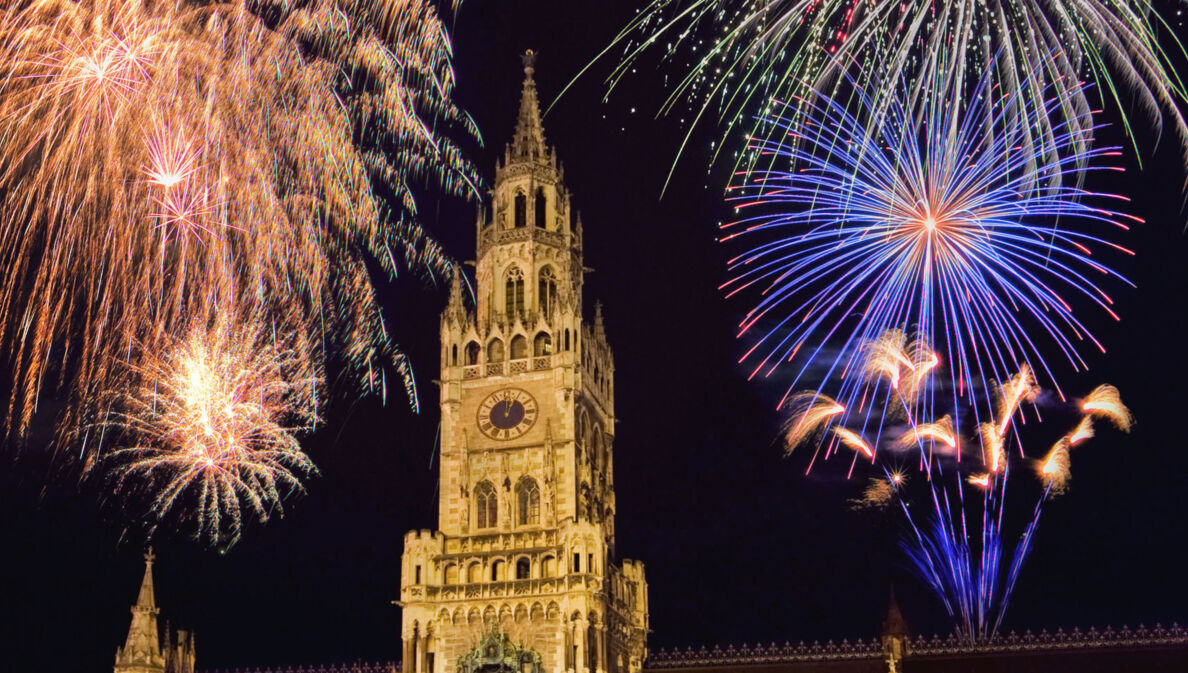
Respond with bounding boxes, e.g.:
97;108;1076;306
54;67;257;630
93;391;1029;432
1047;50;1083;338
598;0;1186;180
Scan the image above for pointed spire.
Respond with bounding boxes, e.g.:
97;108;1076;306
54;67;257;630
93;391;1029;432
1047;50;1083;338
881;585;909;638
116;549;165;672
136;547;157;611
509;50;547;162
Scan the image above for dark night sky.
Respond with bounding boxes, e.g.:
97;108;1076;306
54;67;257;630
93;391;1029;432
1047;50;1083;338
3;2;1188;671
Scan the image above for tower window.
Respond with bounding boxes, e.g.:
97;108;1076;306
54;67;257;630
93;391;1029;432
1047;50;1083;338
415;565;422;584
516;476;540;526
467;562;482;584
573;553;581;573
542;555;557;578
466;341;480;365
538;267;558;315
451;344;458;366
533;332;552;357
510;335;528;360
564;329;571;351
516;557;531;580
491;560;504;582
487;339;504;363
514;192;527;228
475;480;497;529
505;266;525;317
445;564;458;585
535;188;547;229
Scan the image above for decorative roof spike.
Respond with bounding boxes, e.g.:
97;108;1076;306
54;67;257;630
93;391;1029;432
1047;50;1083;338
509;50;548;162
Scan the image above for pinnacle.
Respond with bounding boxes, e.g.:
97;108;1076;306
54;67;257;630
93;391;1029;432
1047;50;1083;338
509;49;547;162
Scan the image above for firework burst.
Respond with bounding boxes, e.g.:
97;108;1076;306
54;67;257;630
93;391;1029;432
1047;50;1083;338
723;68;1135;414
104;314;320;548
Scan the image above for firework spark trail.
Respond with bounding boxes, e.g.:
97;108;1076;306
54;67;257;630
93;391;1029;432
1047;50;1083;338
722;66;1135;422
601;0;1186;182
0;0;479;450
104;313;320;547
1081;384;1135;431
785;329;1126;642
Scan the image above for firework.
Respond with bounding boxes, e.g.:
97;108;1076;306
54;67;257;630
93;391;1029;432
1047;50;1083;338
1038;439;1072;496
0;0;479;446
786;330;1128;641
606;0;1185;176
104;315;320;547
724;68;1134;413
895;416;958;455
781;392;844;451
834;427;874;460
1081;384;1134;431
849;475;900;510
1068;417;1095;446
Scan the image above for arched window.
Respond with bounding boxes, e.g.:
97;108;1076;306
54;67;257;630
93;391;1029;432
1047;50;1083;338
487;339;504;363
514;192;526;228
510;335;528;360
504;266;524;317
516;557;531;580
535;188;547;229
491;559;505;582
451;344;458;366
541;555;557;578
444;564;459;585
516;476;540;526
467;562;482;584
466;341;480;365
534;332;552;357
538;267;557;315
564;329;570;351
475;481;497;529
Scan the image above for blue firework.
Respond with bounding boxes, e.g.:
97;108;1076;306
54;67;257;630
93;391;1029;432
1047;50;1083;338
723;71;1137;413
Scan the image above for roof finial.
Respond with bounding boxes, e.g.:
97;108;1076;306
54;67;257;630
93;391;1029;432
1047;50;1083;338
522;49;536;78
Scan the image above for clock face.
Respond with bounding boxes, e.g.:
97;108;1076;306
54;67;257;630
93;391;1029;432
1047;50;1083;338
477;388;538;440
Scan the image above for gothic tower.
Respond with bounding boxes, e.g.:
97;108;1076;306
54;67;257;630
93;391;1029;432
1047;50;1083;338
399;51;649;673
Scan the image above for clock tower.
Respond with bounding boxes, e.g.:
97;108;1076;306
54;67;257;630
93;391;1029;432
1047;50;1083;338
398;52;649;673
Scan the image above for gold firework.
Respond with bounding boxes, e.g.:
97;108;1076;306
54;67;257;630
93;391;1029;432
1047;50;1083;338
0;0;478;446
1081;385;1134;432
104;313;320;547
782;392;845;452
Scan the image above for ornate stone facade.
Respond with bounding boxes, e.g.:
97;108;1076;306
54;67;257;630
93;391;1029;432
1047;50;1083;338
397;51;648;673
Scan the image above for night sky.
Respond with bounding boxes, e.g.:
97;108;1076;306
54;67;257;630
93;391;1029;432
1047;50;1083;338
3;2;1188;671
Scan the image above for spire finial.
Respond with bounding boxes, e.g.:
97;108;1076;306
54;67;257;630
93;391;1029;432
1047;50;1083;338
522;49;536;78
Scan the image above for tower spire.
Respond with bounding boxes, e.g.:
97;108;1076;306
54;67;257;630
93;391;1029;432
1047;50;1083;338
508;50;547;162
115;549;165;673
